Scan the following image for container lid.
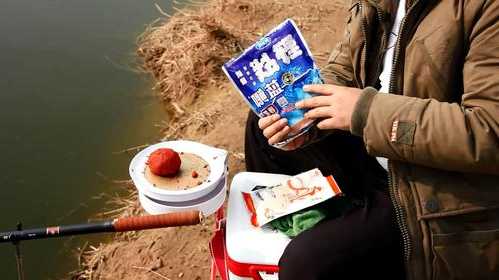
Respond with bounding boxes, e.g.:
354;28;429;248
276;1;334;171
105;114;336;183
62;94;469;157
138;174;227;215
129;140;227;202
226;172;291;266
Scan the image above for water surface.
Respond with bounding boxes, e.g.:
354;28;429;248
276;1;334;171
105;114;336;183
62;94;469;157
0;0;176;278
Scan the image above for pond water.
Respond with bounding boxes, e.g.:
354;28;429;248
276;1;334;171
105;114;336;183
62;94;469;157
0;0;177;278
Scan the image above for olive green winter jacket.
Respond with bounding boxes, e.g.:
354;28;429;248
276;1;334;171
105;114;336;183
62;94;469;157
323;0;499;279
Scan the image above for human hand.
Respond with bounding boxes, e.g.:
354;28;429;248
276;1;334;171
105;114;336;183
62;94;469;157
258;114;308;150
296;84;362;131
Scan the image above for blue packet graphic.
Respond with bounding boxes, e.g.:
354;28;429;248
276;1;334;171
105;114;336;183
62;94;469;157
223;19;322;140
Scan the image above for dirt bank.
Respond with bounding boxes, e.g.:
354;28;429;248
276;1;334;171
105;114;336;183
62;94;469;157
72;0;347;279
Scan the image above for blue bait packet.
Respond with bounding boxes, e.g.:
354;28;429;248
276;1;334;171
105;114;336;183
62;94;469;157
223;19;322;141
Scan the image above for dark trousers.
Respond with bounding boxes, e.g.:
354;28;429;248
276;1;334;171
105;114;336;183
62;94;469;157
244;112;405;279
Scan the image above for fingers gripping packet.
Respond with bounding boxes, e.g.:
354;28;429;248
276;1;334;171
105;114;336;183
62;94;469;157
223;19;322;141
242;169;343;227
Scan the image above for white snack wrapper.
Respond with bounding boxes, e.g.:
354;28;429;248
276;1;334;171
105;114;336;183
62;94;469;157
242;168;342;227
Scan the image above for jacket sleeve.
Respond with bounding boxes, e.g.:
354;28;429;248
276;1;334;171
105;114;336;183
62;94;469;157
350;2;499;175
321;7;356;87
303;6;358;145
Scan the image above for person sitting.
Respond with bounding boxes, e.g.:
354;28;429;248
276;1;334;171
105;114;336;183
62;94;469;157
244;0;499;279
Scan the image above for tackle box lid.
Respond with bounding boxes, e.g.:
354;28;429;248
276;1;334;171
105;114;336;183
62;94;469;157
226;172;291;265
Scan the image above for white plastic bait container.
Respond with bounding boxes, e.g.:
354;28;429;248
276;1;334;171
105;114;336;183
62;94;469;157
129;140;228;215
210;172;292;280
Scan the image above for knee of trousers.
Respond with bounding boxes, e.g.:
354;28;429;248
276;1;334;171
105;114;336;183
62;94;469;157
278;235;349;279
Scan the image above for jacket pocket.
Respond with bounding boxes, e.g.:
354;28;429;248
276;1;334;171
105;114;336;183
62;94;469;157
431;228;499;280
411;168;499;279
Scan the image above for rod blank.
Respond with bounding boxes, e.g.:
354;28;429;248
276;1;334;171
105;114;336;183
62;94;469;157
0;211;202;243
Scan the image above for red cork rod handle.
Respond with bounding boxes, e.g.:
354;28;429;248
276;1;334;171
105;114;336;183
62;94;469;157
113;211;202;232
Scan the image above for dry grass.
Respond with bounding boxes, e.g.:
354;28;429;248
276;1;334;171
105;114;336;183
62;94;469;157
160;109;221;140
137;0;261;102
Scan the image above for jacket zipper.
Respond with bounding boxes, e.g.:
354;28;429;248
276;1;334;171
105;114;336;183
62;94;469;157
387;0;421;269
388;162;412;263
374;5;389;85
359;0;413;268
389;0;420;93
360;0;388;87
359;1;369;88
361;0;413;265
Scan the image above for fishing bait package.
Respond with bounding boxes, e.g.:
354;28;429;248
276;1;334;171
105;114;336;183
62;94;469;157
223;19;322;143
242;168;342;227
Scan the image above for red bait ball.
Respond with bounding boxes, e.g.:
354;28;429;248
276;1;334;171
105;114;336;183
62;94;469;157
147;148;181;177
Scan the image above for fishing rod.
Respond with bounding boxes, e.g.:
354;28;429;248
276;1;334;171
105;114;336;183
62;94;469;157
1;211;202;280
0;211;202;243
